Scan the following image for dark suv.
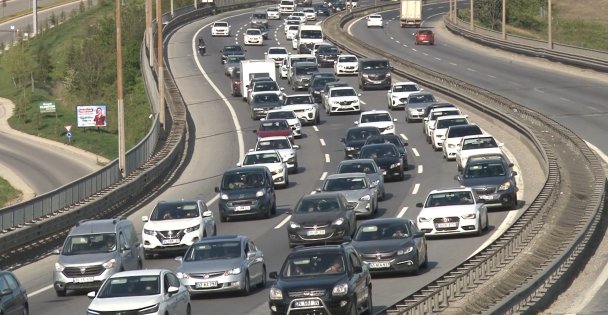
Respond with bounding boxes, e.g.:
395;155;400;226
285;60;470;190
215;166;277;221
358;58;391;90
341;126;381;159
455;154;518;209
316;45;341;67
268;243;372;315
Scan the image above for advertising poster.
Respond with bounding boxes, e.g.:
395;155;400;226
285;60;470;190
77;104;107;127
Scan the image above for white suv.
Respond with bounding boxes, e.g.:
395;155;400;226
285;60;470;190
325;86;362;115
367;14;383;28
211;21;231;36
354;110;397;135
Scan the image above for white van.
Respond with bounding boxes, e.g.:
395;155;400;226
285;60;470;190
279;0;296;15
292;25;324;53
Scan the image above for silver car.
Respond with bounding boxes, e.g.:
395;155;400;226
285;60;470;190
337;159;385;201
254;136;300;173
404;92;438;123
175;235;266;296
224;54;245;76
317;173;378;217
289;61;318;91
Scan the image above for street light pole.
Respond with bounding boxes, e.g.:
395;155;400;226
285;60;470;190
146;0;153;67
116;0;126;177
32;0;37;36
156;0;165;132
470;0;474;30
547;0;552;49
502;0;506;40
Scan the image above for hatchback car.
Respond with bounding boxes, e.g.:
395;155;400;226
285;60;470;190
211;21;231;37
86;269;191;315
254;136;300;173
325;86;362;115
175;235;266;296
265;109;302;138
249;93;283;120
404;92;438;122
215;167;277;221
359;143;405;180
364;134;409;169
424;106;461;142
442;124;484;160
302;7;317;20
265;46;289;66
337;159;385;200
367;14;383;28
243;29;263;46
455;135;504;171
431;115;470;151
0;271;28;315
255;119;294;143
238;150;289;188
355;110;397;135
266;6;281;19
317;173;378;217
334;54;359;75
414;29;434;45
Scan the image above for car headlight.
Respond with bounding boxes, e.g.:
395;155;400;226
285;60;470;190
176;272;189;279
307;106;316;112
371;179;380;186
102;258;116;269
289;221;301;229
224;267;242;276
313;90;321;95
498;181;512;191
256;190;265;197
448;143;456;148
359;195;370;201
390;162;401;169
332;100;341;105
345;146;355;151
86;310;100;315
221;193;229;200
461;213;477;219
295;122;301;128
386;73;391;77
333;217;345;225
185;225;200;233
332;282;348;296
362;73;369;78
143;228;157;236
386;125;394;130
137;304;159;315
397;246;414;256
418;217;431;223
270;287;283;300
55;262;65;272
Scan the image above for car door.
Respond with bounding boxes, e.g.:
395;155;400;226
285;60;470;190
161;272;179;313
118;232;135;270
348;251;368;309
167;272;189;313
198;201;211;237
247;241;264;283
409;220;426;262
342;195;356;235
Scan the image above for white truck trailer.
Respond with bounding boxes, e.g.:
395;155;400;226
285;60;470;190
400;0;422;28
240;60;277;101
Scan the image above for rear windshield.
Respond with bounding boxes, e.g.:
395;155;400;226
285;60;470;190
295;66;318;75
338;162;376;174
436;118;468;129
447;125;482;138
284;96;313;104
409;94;436;103
361;60;389;70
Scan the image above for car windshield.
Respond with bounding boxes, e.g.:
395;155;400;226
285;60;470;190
464;163;506;178
462;137;498;150
269;48;287;54
253;94;280;103
288;26;299;31
318;46;339;54
246;29;261;35
300;30;323;39
223;46;243;53
281;253;345;277
284;96;313;104
215;22;228;27
259;120;289;130
360;145;397;158
338;162;376;174
369;15;381;19
361;113;391;123
393;84;418;92
430;110;459;120
253;13;266;19
354;222;410;241
346;128;379;141
295;66;318;75
268;7;278;11
150;202;199;221
281;0;293;4
291;57;314;66
339;56;357;63
361;60;389;70
294;197;341;213
425;191;475;207
312;78;337;88
243;152;281;165
447;126;482;138
436;118;468;129
323;177;367;191
254;82;279;91
227;56;245;63
268;111;296;119
409;94;436;103
366;136;401;147
331;88;356;97
183;241;242;261
256;139;291;150
287;20;300;25
97;275;160;298
221;172;266;190
62;233;117;255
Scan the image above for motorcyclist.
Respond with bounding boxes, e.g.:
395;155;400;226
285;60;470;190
198;37;206;55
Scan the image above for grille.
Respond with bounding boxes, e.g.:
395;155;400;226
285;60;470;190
188;271;225;279
156;229;185;242
399;98;407;103
361;251;397;260
63;265;104;277
433;217;459;223
228;200;256;206
288;289;326;298
433;217;460;231
473;186;497;195
95;311;139;315
369;74;385;80
339;101;354;105
302;223;330;228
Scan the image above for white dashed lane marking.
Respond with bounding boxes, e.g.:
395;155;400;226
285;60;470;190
325;154;330;163
320;172;328;180
487;74;497;78
399;133;408;141
412;148;420;157
467;68;476;72
450;62;458;66
313;126;319;132
320;138;326;146
412;183;420;195
396;207;408;218
417;165;423;174
434;57;441;61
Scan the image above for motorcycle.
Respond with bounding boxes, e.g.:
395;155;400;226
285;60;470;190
198;45;206;56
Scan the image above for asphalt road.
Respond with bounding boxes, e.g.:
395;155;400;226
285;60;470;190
13;2;548;315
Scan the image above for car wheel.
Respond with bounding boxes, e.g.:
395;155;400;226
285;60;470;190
426;135;431;144
293;161;299;174
349;297;358;315
421;249;429;269
379;189;385;201
484;213;490;231
186;304;192;315
284;174;289;188
509;195;518;209
213;224;218;236
258;265;267;288
55;289;66;297
241;272;251;296
137;259;143;269
315;114;320;125
476;218;483;236
271;199;277;215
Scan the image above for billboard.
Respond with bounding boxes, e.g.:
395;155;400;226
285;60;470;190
77;105;107;127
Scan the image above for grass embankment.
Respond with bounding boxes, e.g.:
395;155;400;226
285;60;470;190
0;176;21;207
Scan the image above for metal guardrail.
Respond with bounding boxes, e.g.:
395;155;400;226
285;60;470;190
323;4;606;314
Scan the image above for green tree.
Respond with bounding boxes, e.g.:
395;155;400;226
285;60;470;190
1;43;29;89
475;0;502;30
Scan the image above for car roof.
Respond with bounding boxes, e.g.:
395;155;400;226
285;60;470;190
293;61;318;67
429;187;474;194
393;81;417;86
436;114;468;121
408;91;434;97
290;244;345;255
338;158;377;165
224;166;270;174
268;46;288;51
346;126;380;132
361;143;397;149
157;200;200;205
257;136;291;141
260;118;289;124
267;109;296;113
326;172;368;179
245;149;280;156
467;153;508;163
70;217;129;235
462;134;495;140
330;86;355;91
110;269;167;278
360;58;389;62
338;54;357;58
447;124;478;130
194;234;246;243
358;217;410;226
285;94;312;97
361;109;390;115
301;191;344;199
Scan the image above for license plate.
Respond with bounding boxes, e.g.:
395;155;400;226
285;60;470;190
235;205;251;211
307;229;326;236
162;239;180;245
73;277;95;283
368;262;390;269
436;222;458;228
195;281;218;288
382;171;387;175
295;299;320;307
479;195;494;200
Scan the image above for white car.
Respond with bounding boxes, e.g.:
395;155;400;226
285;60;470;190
416;187;489;236
254;136;300;173
302;7;317;20
431;115;469;151
265;46;289;66
86;269;191;315
248;80;284;103
334;54;359;75
386;82;422;110
354;110;397;135
141;200;217;258
455;135;505;171
267;6;281;19
442;124;483;161
290;11;307;23
280;59;289;78
243;28;263;46
282;94;319;125
325;86;362;115
286;25;300;40
264;109;302;138
238;150;289;188
367;14;383;28
284;19;302;35
423;106;461;142
211;21;231;36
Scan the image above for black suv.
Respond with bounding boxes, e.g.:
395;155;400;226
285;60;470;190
309;75;339;103
215;166;277;221
316;45;341;67
341;126;381;159
455;154;518;209
220;44;246;64
358;58;391;90
268;243;373;315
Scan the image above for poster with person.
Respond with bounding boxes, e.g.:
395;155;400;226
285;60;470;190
77;105;107;127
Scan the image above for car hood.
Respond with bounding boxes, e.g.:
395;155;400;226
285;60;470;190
406;102;435;110
276;273;348;291
391;91;417;99
352;239;413;254
144;217;201;231
58;251;117;266
251;102;282;109
369;156;400;167
419;205;477;218
326;189;370;202
275;149;296;160
89;296;162;312
282;104;316;111
291;211;345;225
459;176;508;187
337;62;357;67
242;162;283;173
330;96;359;102
361;69;389;75
357;122;393;129
177;258;242;274
258;130;292;138
222;187;265;199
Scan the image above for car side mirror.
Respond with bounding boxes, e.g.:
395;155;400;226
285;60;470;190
464;115;469;118
53;248;61;255
253;130;258;133
357;93;362;97
142;216;149;222
508;163;514;168
498;143;504;147
280;87;285;91
354;121;359;125
286;209;293;214
121;244;131;252
220;50;223;53
315;188;322;192
167;286;179;295
512;171;518;176
404;142;409;146
353;265;363;273
236;162;242;167
414;231;425;238
264;52;268;55
174;256;183;263
415;202;423;208
393;118;398;122
269;271;278;279
370;182;377;188
423;118;428;121
87;291;96;299
202;210;213;217
214;186;221;193
293;144;300;149
454;175;461;181
340;138;345;142
260;118;266;121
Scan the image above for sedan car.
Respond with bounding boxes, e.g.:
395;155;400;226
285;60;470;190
285;25;300;41
431;115;470;151
366;14;383;28
364;134;408;169
224;54;245;76
337;159;385;200
250;24;270;39
414;29;435;45
325;86;362;115
302;7;317;20
254;136;299;173
255;119;294;144
0;270;28;315
416;187;489;236
404;92;438;122
317;173;378;217
175;235;266;296
243;28;263;46
266;6;281;19
211;21;231;36
314;3;331;16
290;11;307;23
455;135;504;171
359;143;405;180
264;109;302;138
424;105;461;142
442;124;483;160
265;46;289;66
86;269;191;315
248;80;284;104
249;93;283;120
287;192;356;247
309;76;339;103
238;150;289;188
341;126;381;159
220;45;246;64
355;110;397;135
386;81;422;110
352;218;428;274
282;94;320;125
334;54;359;75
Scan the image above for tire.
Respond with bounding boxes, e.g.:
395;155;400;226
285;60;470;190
213;224;218;236
426;135;431;144
144;250;153;259
220;214;228;222
364;288;373;315
349;298;358;315
421;249;429;269
271;199;277;215
186;304;192;315
55;289;66;297
257;266;267;288
484;213;490;231
137;259;143;270
476;219;483;236
241;272;251;296
315;114;320;125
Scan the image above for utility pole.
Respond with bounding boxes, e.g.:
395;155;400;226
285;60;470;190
470;0;474;30
146;0;153;67
502;0;506;40
171;0;174;18
547;0;552;49
448;0;452;21
32;0;37;36
116;0;126;177
156;0;165;132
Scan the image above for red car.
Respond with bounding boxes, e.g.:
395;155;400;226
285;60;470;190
414;29;434;45
255;119;294;144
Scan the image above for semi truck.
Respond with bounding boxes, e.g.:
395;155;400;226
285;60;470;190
400;0;422;28
240;60;276;101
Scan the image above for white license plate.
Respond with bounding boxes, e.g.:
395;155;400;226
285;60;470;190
307;229;326;236
235;205;251;211
479;195;494;200
162;239;180;245
382;171;387;175
73;277;95;283
436;222;458;228
295;299;320;307
368;262;390;269
195;281;218;288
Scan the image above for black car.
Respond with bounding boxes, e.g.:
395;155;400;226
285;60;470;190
359;143;405;180
364;134;409;169
0;270;28;315
287;192;356;247
455;153;518;209
331;0;346;12
249;92;283;120
309;75;339;103
341;126;381;159
314;3;331;16
220;45;246;64
352;218;428;275
268;243;372;315
215;166;277;221
316;45;341;67
358;58;391;90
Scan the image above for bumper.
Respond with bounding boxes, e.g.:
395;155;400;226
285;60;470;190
389;100;406;109
444;146;458;159
328;103;361;114
336;67;358;74
268;14;281;19
288;227;349;246
53;268;115;292
477;191;517;207
292;109;317;125
180;273;246;294
292;80;311;90
360;77;391;89
367;23;383;27
418;219;480;236
219;198;272;219
245;38;263;45
142;231;199;252
269;297;355;315
212;30;230;36
406;110;426;121
379;165;402;178
362;254;418;273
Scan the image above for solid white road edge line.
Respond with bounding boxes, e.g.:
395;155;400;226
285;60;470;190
274;215;292;229
396;207;408;218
